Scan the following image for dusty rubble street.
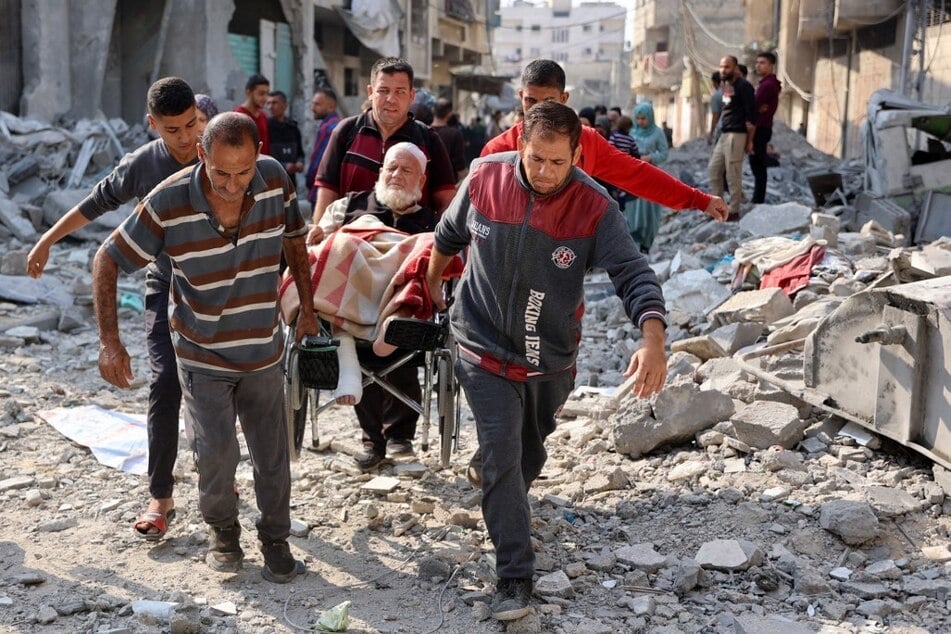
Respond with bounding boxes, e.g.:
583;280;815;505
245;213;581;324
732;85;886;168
2;116;951;634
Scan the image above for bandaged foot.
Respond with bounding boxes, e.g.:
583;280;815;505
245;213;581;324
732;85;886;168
334;333;361;405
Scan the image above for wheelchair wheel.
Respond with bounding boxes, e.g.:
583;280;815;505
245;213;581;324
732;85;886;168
284;345;307;461
436;355;456;467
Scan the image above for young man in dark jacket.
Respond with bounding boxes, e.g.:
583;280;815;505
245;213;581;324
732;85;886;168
426;101;667;622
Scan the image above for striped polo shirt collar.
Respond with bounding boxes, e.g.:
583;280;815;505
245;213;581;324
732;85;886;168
355;109;419;141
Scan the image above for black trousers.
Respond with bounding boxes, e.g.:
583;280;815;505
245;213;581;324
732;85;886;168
749;125;772;204
354;347;421;449
144;284;182;500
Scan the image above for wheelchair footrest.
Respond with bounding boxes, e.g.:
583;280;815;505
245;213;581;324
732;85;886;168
298;335;340;390
383;318;444;351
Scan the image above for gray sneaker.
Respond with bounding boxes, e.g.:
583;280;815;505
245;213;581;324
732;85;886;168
206;521;244;573
490;577;533;621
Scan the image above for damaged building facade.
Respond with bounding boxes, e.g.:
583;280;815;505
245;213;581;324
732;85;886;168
631;0;951;159
1;0;497;128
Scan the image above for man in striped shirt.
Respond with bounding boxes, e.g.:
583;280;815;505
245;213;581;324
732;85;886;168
93;113;318;584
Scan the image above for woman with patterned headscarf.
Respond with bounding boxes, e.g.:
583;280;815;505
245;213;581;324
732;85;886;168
194;94;219;133
626;101;669;252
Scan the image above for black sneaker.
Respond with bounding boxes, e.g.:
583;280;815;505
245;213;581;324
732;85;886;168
260;540;300;584
491;577;533;621
467;449;482;487
206;521;244;573
386;438;414;456
355;444;386;471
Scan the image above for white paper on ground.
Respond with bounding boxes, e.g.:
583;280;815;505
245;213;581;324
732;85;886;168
37;405;149;474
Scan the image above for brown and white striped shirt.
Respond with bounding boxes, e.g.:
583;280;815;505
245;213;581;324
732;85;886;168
106;156;306;375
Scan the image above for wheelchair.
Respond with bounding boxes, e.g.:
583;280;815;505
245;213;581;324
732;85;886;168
282;306;461;467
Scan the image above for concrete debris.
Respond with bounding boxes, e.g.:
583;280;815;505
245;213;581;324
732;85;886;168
738;201;812;238
610;379;733;458
818;500;881;545
0;109;950;633
730;401;805;450
694;539;763;571
711;288;795;326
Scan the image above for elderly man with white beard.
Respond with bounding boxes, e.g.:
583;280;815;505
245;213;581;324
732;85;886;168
311;142;437;466
313;142;434;241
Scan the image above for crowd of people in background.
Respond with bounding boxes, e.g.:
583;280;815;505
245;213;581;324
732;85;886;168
29;55;737;622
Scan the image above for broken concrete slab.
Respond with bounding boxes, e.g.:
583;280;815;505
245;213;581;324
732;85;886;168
0;196;37;243
696;357;758;400
662;269;731;316
730;401;804;449
535;570;574;598
694;539;763;571
709;322;764;355
739;201;812;238
41;189;132;240
865;485;922;517
710;288;794;326
611;380;734;458
819;500;880;545
615;543;666;572
670;335;727;361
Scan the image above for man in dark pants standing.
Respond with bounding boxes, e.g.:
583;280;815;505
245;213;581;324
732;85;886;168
707;55;756;219
749;51;781;204
427;102;668;622
27;77;200;540
307;57;457;470
94;113;318;582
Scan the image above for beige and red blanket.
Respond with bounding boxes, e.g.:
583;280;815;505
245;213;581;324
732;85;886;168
279;216;463;339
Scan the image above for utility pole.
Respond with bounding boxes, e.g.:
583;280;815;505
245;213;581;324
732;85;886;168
899;0;918;97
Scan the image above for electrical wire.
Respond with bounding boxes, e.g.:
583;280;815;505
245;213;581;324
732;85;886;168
281;525;452;632
923;0;947;75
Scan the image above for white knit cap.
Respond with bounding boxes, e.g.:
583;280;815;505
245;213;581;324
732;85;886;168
385;142;427;172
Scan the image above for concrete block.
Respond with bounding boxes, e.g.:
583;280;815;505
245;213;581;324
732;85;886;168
662;269;731;316
612;381;734;457
739;201;812;237
865;485;922;517
666;351;701;380
535;570;574;598
615;543;666;572
709;322;764;354
855;193;911;245
694;539;763;571
730;401;804;449
810;212;840;248
0;196;37;242
710;288;794;326
696;357;757;399
819;500;880;545
670;335;727;361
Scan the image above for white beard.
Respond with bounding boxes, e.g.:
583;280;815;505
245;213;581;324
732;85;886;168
375;180;421;213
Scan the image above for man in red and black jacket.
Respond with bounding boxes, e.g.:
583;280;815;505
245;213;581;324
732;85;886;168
482;60;728;221
306;58;457;471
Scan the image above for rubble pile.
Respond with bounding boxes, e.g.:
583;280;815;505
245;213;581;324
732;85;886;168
0;109;949;632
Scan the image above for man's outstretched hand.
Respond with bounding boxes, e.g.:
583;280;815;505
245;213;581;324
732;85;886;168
704;196;729;222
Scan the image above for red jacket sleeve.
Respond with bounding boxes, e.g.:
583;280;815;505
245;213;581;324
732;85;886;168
581;128;711;211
